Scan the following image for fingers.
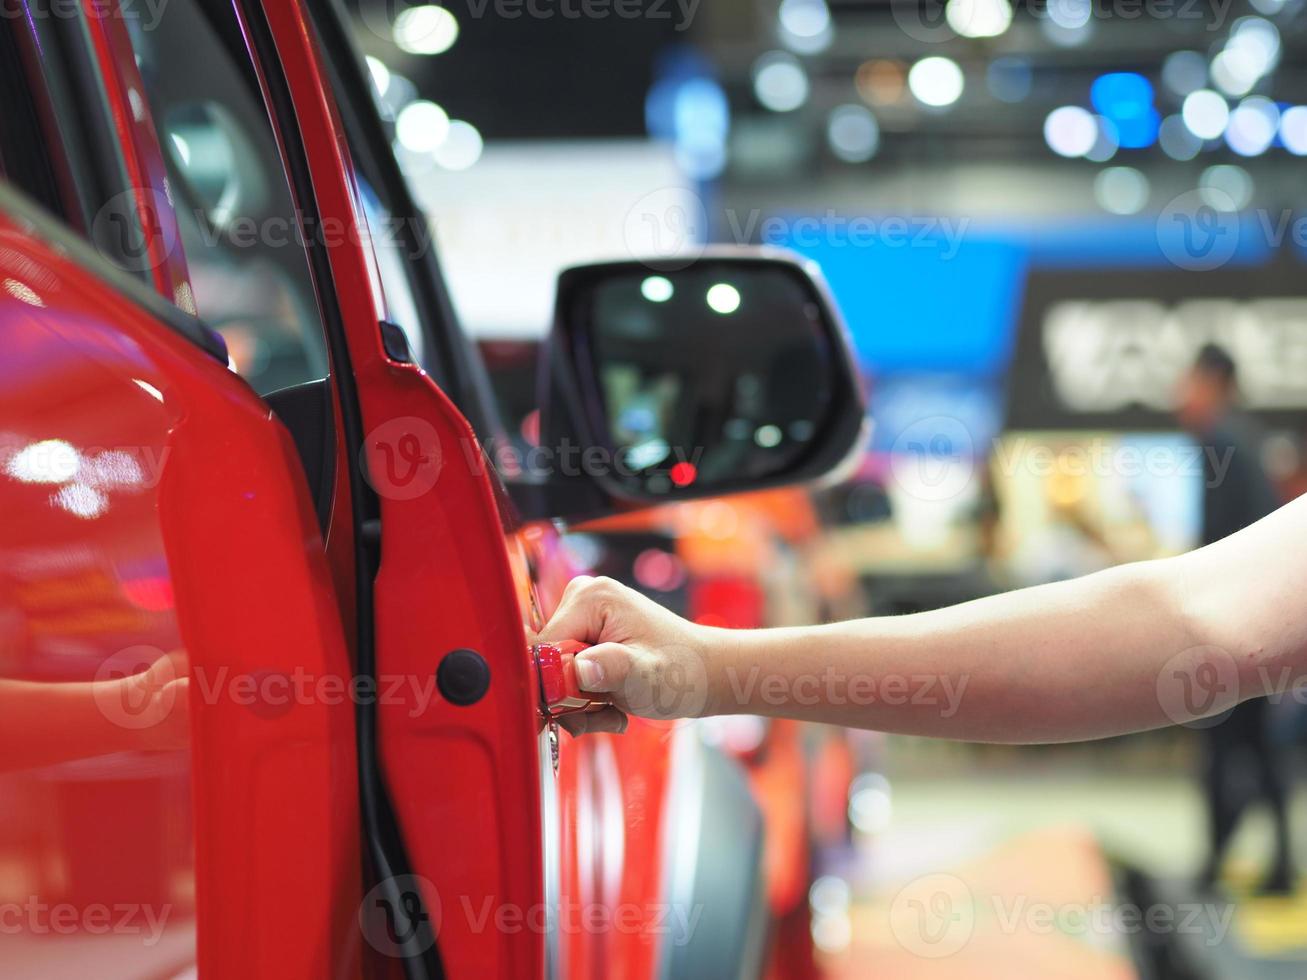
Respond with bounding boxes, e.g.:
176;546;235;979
573;642;633;694
558;706;629;736
537;576;627;646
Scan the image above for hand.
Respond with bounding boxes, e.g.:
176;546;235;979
114;649;191;750
535;576;720;736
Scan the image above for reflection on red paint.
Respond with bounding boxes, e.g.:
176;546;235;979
632;548;686;593
669;461;696;487
121;575;174;611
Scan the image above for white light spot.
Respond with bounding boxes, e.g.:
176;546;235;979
754;424;783;448
641;276;674;303
1210;48;1259;98
4;278;44;307
8;439;80;483
393;5;459;55
908;56;964;108
1043;105;1096;157
395;100;450;153
432;119;482;170
1047;0;1091;28
1181;89;1229;140
170;133;191;166
946;0;1012;38
1200;164;1253;212
827;104;879;162
778;0;832;53
752;51;809;112
706;282;741;314
134;379;165;402
54;483;107;519
366;56;391;97
1225;96;1278;156
1093;166;1149;215
1279;106;1307;156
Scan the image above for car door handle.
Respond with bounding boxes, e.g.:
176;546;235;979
531;640;610;719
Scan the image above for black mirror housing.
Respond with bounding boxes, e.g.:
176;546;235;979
532;247;866;521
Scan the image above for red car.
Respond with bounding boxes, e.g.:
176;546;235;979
0;1;864;977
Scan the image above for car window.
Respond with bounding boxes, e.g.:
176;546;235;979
124;0;330;394
356;175;426;366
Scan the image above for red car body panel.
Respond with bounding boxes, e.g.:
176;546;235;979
0;214;361;978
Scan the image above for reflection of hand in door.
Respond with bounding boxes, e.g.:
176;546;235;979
0;649;190;771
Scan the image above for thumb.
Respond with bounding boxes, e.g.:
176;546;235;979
573;642;634;694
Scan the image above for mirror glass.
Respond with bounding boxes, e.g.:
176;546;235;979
574;261;839;496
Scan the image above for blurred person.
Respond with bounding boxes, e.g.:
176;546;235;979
1176;344;1291;894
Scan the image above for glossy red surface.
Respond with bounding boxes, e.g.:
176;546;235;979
533;641;608;716
0;214;360;978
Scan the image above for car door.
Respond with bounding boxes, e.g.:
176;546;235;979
0;3;362;978
266;5;779;979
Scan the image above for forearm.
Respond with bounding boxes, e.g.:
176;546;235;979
706;558;1210;742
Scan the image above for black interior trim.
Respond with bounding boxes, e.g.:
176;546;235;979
265;379;337;536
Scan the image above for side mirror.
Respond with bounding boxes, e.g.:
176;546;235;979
539;248;865;514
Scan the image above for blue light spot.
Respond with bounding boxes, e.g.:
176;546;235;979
1090;72;1154;122
1115;107;1160;148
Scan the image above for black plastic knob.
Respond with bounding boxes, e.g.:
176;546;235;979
436;648;491;706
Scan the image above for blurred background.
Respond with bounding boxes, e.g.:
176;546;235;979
344;1;1307;975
